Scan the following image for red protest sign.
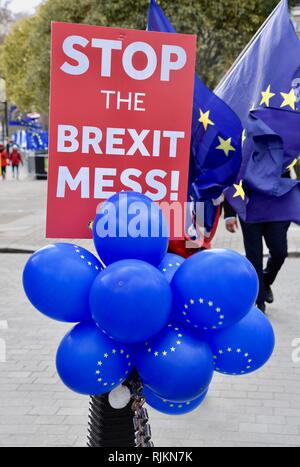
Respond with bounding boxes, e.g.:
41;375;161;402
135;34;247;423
46;22;196;239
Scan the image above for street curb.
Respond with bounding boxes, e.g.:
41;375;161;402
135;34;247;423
0;248;36;254
288;252;300;258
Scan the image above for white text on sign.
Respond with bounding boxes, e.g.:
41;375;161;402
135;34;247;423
61;36;187;81
57;126;185;158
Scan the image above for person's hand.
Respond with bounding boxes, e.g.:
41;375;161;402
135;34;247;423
225;218;238;234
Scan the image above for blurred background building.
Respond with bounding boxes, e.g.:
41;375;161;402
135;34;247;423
292;0;300;36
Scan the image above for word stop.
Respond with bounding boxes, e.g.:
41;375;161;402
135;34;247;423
61;36;187;82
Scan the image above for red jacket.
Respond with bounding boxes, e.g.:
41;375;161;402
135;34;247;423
1;151;8;168
10;149;23;166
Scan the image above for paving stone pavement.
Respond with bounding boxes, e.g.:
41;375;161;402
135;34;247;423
0;254;299;447
0;175;300;447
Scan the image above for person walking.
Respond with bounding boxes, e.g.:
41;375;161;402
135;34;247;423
222;104;300;314
0;144;9;181
224;200;290;313
10;145;23;180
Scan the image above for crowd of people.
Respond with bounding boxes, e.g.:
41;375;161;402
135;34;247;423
0;143;23;181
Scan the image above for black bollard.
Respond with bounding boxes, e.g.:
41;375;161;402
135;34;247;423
87;373;154;448
87;393;136;447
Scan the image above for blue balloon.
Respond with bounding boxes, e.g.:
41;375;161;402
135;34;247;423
203;307;275;376
135;324;214;402
143;386;208;416
90;260;172;344
56;321;133;395
158;253;185;283
23;243;102;323
93;192;169;266
172;249;259;332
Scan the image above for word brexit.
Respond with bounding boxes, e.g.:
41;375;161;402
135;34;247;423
57;125;185;158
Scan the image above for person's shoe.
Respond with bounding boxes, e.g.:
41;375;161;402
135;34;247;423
265;285;274;304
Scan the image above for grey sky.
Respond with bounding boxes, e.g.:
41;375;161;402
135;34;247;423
8;0;42;14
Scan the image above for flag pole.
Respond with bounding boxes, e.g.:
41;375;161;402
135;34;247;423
215;0;286;94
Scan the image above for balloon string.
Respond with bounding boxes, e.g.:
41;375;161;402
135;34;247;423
98;257;106;269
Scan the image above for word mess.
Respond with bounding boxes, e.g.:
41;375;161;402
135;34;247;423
56;166;180;202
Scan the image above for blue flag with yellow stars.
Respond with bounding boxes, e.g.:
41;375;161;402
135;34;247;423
216;0;300;223
148;0;243;235
216;0;300;125
226;107;300;224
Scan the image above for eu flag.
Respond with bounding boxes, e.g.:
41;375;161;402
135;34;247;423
216;0;300;125
148;0;243;235
226;107;300;224
216;0;300;224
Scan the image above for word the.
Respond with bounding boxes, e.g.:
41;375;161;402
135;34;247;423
61;36;187;82
101;90;146;111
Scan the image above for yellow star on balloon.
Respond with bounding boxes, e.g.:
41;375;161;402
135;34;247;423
199;109;214;131
260;85;275;107
216;137;235;157
233;180;246;201
280;89;296;110
287;158;299;172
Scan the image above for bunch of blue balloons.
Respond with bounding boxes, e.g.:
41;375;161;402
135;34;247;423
23;192;275;416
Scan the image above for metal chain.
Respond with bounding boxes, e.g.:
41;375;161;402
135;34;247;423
129;373;154;448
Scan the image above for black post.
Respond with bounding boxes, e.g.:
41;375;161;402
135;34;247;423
4;101;8;143
87;394;136;447
1;119;4;145
87;373;153;448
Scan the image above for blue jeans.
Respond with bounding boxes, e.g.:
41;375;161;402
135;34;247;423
12;165;19;179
